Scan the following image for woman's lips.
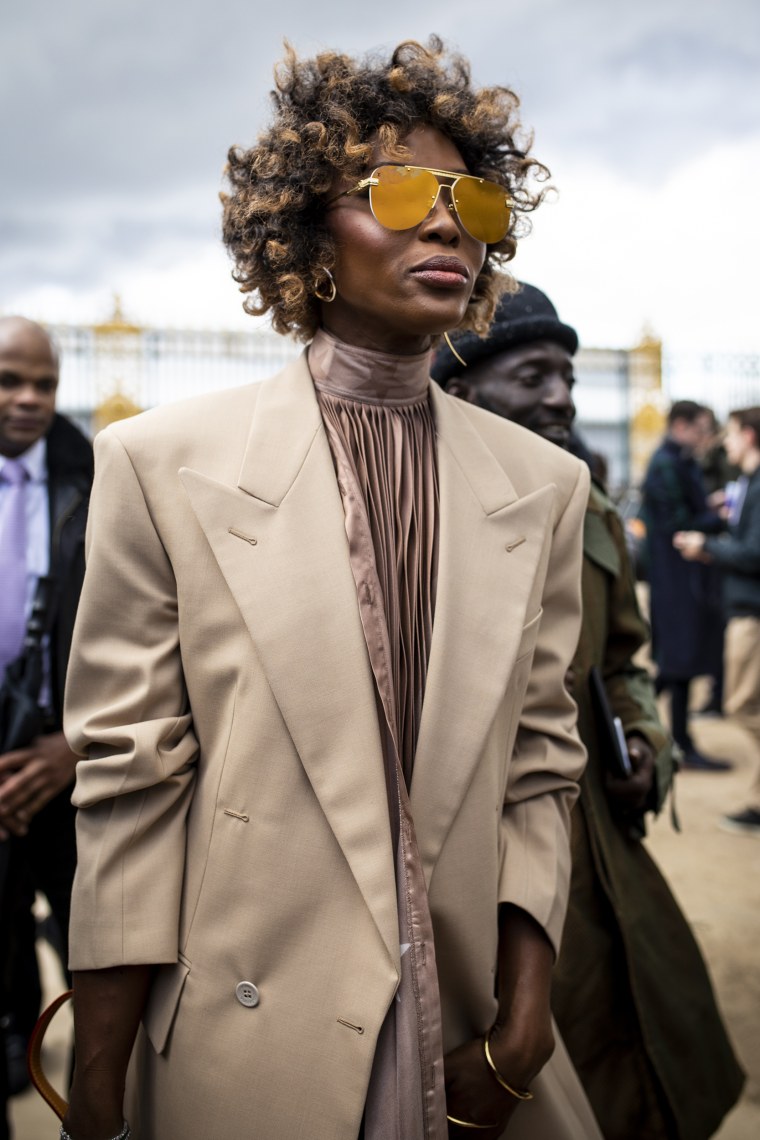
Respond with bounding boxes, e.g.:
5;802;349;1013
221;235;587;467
409;257;470;288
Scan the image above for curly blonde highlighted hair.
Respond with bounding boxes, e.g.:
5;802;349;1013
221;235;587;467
222;36;549;341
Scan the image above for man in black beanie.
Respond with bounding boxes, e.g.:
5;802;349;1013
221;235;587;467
432;283;744;1140
433;283;579;445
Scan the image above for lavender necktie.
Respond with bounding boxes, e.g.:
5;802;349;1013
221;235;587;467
0;458;29;677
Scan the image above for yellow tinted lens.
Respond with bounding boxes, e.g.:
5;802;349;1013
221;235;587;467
453;178;511;243
370;166;438;230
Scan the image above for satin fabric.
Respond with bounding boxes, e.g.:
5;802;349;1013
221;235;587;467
310;328;447;1140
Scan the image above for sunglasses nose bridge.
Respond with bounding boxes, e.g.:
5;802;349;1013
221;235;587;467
428;178;460;225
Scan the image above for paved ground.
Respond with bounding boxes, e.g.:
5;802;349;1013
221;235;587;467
645;694;760;1139
9;693;760;1138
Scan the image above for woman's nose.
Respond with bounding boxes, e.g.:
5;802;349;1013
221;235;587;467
419;185;461;244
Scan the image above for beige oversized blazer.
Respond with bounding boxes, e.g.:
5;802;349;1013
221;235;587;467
65;353;591;1140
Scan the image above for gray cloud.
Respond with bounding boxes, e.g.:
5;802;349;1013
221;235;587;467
2;0;758;303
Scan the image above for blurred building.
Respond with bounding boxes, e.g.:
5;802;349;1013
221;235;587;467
49;296;300;437
48;300;758;493
572;337;660;491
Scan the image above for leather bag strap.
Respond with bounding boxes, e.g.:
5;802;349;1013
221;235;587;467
27;989;73;1120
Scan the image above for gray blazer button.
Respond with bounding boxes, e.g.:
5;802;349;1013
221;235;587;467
235;981;260;1008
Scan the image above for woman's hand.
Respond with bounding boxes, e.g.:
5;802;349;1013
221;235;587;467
444;1034;517;1137
444;1016;553;1138
443;905;556;1136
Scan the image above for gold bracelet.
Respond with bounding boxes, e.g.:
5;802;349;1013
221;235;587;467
483;1028;534;1101
446;1114;499;1129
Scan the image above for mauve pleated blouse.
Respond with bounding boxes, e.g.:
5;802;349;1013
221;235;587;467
309;327;448;1140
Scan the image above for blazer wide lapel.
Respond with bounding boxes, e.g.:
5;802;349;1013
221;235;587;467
410;388;558;883
179;355;398;967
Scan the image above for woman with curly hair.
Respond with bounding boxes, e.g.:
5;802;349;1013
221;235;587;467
61;37;597;1140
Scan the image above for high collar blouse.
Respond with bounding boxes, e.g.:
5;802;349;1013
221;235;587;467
308;327;447;1140
309;327;439;787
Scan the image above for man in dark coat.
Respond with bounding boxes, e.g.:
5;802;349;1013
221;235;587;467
675;405;760;834
641;401;730;769
433;285;744;1140
0;317;92;1127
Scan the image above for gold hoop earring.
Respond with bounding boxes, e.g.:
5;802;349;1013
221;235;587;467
314;267;337;304
444;330;467;368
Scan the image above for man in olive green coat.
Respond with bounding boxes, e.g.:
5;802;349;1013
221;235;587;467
432;283;744;1140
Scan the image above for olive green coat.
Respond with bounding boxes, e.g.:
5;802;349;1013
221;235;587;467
552;482;744;1139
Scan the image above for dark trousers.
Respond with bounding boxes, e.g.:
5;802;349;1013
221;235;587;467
656;677;693;753
0;785;76;1038
0;843;8;1140
0;1024;8;1140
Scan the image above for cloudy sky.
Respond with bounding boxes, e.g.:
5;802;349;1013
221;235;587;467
3;0;759;353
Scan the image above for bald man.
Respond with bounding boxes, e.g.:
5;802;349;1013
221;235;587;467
0;317;92;1106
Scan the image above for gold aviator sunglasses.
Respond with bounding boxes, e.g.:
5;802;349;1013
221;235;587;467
330;164;512;244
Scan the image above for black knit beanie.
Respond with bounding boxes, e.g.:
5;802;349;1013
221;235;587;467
431;282;579;385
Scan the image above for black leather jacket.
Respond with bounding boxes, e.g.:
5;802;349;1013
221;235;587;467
45;414;93;727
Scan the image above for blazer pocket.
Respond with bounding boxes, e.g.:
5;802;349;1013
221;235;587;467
515;608;543;663
142;956;190;1055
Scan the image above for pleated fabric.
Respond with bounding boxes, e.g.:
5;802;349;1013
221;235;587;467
309;327;448;1140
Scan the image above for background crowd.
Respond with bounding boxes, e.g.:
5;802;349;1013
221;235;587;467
1;23;758;1140
3;289;757;1137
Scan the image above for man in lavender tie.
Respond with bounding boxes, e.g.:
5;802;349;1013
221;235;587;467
0;317;93;1113
0;456;29;678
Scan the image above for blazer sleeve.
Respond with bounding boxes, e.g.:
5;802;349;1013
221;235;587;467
65;428;199;970
497;460;589;956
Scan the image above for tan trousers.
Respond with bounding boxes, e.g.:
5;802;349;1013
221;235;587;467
724;615;760;809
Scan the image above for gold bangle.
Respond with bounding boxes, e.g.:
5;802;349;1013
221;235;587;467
483;1028;534;1101
446;1114;499;1129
